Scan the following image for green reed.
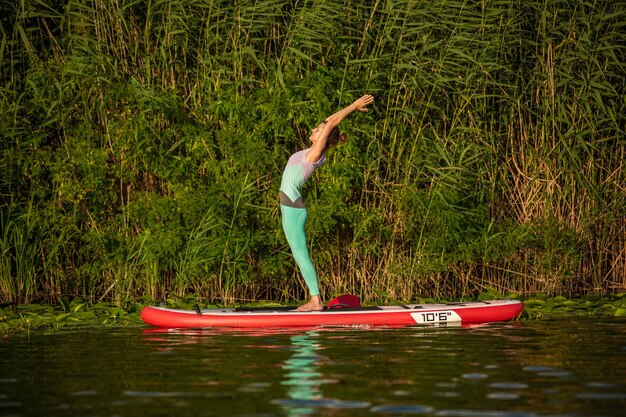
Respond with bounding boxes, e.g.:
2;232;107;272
0;0;623;305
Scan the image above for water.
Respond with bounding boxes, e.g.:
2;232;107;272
1;318;625;417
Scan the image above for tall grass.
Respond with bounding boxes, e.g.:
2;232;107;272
0;0;624;305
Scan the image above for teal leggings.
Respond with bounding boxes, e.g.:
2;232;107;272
280;205;320;297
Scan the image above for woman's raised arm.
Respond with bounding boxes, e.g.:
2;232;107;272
306;95;374;163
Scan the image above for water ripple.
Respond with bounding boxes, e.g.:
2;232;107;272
272;398;371;409
0;378;18;383
371;404;435;414
586;381;618;388
522;366;573;378
576;392;626;400
488;383;528;389
435;410;537;417
462;373;489;380
486;392;520;400
122;390;211;398
70;390;97;396
522;365;556;372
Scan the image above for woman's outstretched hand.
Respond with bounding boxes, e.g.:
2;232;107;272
353;94;374;112
323;94;375;129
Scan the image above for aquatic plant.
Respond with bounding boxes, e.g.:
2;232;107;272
1;293;624;337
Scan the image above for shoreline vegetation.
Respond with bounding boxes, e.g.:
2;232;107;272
1;1;625;308
2;294;625;336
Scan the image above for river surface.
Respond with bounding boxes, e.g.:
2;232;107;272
1;318;625;416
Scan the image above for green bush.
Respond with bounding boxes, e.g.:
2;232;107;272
1;0;624;305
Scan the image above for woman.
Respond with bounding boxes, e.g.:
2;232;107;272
280;94;374;311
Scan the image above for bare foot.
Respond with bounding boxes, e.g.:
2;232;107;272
295;297;324;312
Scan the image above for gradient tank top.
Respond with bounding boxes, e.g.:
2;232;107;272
279;149;326;207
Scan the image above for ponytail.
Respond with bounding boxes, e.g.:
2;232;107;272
325;127;348;150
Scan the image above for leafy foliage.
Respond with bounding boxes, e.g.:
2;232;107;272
0;0;624;305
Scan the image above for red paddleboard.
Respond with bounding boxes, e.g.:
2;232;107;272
140;299;523;329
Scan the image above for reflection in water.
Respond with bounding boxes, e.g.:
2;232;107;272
276;330;372;415
280;331;324;416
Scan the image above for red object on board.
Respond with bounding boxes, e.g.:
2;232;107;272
326;294;361;309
